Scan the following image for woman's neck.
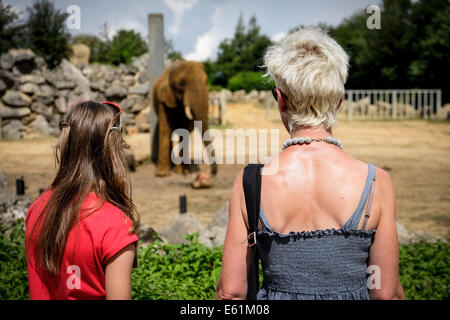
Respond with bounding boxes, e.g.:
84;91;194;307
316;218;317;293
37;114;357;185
290;125;333;139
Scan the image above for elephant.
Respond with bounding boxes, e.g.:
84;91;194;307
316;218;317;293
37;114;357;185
152;60;217;184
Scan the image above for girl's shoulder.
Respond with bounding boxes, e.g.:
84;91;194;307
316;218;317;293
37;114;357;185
82;193;132;229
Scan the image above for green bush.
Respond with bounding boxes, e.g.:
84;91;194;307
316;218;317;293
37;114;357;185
227;71;274;93
0;219;29;300
399;240;449;300
132;234;222;300
0;220;449;300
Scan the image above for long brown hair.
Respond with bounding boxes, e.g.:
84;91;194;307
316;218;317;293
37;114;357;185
28;100;138;274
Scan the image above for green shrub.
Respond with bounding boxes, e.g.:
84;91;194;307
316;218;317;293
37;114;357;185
0;220;449;300
0;219;29;300
399;241;449;300
132;233;222;300
227;71;274;92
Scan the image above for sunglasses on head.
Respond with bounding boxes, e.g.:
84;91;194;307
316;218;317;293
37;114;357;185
102;101;122;131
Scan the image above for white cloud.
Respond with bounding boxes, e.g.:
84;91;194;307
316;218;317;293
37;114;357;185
163;0;199;35
271;31;286;43
185;6;225;61
107;20;147;40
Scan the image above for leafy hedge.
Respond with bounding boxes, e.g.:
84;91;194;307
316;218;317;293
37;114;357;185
227;71;274;92
0;220;448;300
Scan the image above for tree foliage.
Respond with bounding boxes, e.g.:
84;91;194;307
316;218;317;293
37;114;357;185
109;29;147;65
326;0;449;101
24;0;70;68
0;0;25;54
206;14;272;88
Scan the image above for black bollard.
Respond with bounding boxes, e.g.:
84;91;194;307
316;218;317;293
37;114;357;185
16;177;25;195
179;195;187;214
39;188;45;195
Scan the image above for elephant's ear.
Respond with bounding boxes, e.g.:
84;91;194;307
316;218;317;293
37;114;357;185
158;78;177;108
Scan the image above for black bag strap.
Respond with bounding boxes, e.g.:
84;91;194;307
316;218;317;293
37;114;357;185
243;163;264;300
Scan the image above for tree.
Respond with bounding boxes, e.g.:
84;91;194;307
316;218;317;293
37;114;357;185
110;29;147;65
210;14;272;88
25;0;70;68
0;0;25;54
165;39;182;61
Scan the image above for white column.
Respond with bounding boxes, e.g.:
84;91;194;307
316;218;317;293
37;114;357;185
148;14;165;158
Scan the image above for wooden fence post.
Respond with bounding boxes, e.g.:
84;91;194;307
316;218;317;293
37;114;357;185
220;89;226;126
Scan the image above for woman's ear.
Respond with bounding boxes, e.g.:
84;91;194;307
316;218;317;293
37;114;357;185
277;88;289;113
337;93;344;111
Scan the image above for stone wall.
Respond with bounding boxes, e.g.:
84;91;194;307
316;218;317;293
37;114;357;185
0;49;275;140
0;49;154;139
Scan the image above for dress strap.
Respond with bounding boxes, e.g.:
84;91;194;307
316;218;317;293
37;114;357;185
360;176;376;230
343;163;376;230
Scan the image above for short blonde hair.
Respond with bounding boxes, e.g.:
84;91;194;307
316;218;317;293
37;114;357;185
264;27;349;130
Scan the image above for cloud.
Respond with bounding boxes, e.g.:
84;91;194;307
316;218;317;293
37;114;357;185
271;32;286;42
107;19;147;40
163;0;199;35
185;6;225;61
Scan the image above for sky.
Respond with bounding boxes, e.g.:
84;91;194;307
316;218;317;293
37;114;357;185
6;0;382;61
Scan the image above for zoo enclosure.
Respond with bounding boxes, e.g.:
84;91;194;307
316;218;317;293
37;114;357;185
208;89;443;123
341;89;442;120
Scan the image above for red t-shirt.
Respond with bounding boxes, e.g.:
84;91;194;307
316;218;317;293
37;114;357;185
25;190;138;300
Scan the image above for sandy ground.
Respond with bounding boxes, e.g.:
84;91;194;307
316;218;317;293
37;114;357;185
1;102;449;240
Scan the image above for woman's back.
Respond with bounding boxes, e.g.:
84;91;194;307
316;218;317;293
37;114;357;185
256;144;379;299
260;144;381;234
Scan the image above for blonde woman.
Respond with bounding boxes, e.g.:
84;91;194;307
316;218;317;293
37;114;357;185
216;28;404;300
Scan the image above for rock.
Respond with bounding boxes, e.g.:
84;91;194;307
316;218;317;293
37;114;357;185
0;79;5;94
25;114;58;137
206;202;229;246
0;53;14;70
0;170;11;204
90;80;105;92
396;222;414;245
55;96;67;113
105;85;127;100
435;103;450;120
59;59;90;100
231;89;246;103
258;90;267;103
53;80;76;90
31;102;53;120
2;90;32;107
19;82;39;95
128;83;149;95
19;74;45;85
135;108;150;132
33;86;55;105
0;70;18;90
0;105;31;119
69;43;91;68
135;223;159;245
209;226;227;246
208;202;229;229
8;49;36;74
1;120;24;139
122;112;135;127
247;89;259;101
138;72;149;83
160;213;215;247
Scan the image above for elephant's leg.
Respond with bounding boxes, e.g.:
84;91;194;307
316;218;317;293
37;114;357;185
155;103;172;177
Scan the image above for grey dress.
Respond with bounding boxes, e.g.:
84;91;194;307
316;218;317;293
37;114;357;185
256;163;376;300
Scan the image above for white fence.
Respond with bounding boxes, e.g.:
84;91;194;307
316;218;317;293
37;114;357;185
341;89;442;120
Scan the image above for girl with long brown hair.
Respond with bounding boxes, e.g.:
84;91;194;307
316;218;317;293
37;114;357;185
25;100;139;300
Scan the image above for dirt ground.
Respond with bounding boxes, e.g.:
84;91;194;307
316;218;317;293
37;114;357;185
1;103;449;240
